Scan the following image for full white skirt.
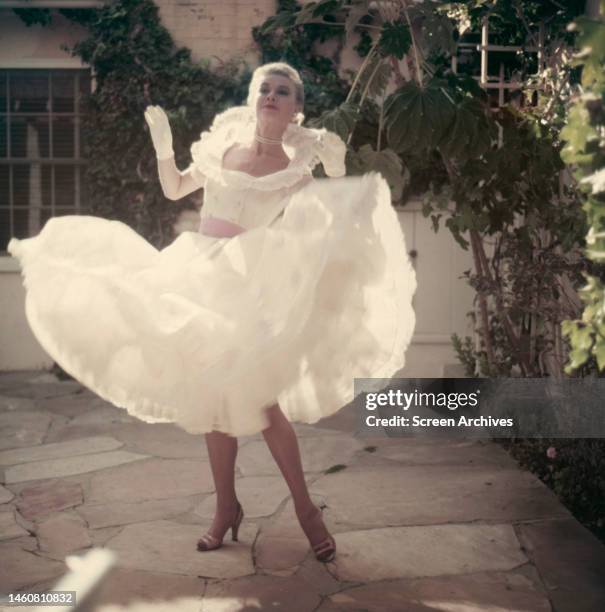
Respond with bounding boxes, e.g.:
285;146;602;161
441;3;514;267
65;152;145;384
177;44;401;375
8;173;417;436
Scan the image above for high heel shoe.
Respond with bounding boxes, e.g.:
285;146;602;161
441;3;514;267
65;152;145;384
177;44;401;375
300;506;337;563
312;534;336;563
196;501;244;552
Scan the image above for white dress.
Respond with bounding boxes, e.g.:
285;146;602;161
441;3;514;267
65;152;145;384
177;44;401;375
8;106;417;436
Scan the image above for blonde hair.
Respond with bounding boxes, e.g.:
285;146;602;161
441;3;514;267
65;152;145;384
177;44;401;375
246;62;305;125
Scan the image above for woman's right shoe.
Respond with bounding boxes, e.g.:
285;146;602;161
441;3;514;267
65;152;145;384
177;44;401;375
196;501;244;552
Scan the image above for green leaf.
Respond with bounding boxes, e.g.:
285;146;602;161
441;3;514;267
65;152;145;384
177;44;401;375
357;55;393;100
576;325;595;351
572;16;605;87
259;11;296;34
292;0;343;24
445;216;470;249
295;3;318;25
568;347;590;369
423;82;456;148
350;144;407;200
384;79;457;153
312;0;342;18
379;21;411;60
439;96;492;161
560;104;598;166
307;101;360;141
384;92;413;150
417;5;456;57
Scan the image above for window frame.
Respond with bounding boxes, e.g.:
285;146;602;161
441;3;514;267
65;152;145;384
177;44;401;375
1;66;92;268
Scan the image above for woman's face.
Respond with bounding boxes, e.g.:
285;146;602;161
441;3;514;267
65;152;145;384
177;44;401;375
255;74;299;128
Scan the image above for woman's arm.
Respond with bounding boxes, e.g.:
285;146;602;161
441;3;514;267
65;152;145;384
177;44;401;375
157;158;204;201
145;105;204;200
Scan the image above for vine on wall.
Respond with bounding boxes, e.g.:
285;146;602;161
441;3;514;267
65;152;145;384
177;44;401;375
15;0;248;248
560;8;605;374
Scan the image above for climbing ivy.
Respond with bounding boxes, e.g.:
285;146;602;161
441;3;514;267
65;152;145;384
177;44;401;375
560;8;605;373
15;0;248;248
12;8;53;26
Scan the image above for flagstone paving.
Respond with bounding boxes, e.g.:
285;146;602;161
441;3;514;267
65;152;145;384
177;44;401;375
0;510;29;540
14;480;83;520
194;476;290;519
79;497;194;530
0;485;14;504
4;450;150;484
36;512;92;560
0;410;53;450
0;370;604;612
0;436;124;465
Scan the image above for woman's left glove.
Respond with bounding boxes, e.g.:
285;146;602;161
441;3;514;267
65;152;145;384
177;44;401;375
316;130;347;178
144;105;174;160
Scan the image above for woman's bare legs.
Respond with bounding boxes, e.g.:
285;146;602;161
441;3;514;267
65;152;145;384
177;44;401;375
203;431;240;541
262;403;332;548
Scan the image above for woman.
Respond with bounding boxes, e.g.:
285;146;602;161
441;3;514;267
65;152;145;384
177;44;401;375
8;62;417;563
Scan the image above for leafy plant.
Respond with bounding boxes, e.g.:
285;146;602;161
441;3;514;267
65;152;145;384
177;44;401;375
560;10;605;373
497;437;605;543
258;0;593;377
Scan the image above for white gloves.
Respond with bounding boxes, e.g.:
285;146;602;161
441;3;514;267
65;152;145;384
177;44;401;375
144;105;174;160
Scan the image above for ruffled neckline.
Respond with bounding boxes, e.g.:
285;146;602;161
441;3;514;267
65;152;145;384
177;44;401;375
190;106;327;191
219;143;297;181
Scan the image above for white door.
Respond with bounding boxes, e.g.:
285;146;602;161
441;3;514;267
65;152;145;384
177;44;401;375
397;200;475;377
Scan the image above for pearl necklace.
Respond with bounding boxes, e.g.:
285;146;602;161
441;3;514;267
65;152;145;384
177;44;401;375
254;132;283;145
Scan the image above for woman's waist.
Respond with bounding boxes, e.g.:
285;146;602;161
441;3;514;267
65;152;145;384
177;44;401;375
198;216;246;238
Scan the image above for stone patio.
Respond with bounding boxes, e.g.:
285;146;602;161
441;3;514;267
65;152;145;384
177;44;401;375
1;370;604;611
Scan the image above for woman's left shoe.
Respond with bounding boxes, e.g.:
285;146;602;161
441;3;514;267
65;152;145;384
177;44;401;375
312;534;336;563
298;506;336;563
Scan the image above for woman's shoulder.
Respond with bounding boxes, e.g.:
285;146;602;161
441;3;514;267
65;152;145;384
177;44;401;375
188;105;347;190
284;124;347;178
189;106;253;158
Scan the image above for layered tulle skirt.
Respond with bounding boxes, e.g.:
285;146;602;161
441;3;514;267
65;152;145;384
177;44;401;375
8;172;417;436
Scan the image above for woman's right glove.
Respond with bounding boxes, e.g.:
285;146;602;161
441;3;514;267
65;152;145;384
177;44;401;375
144;105;174;160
